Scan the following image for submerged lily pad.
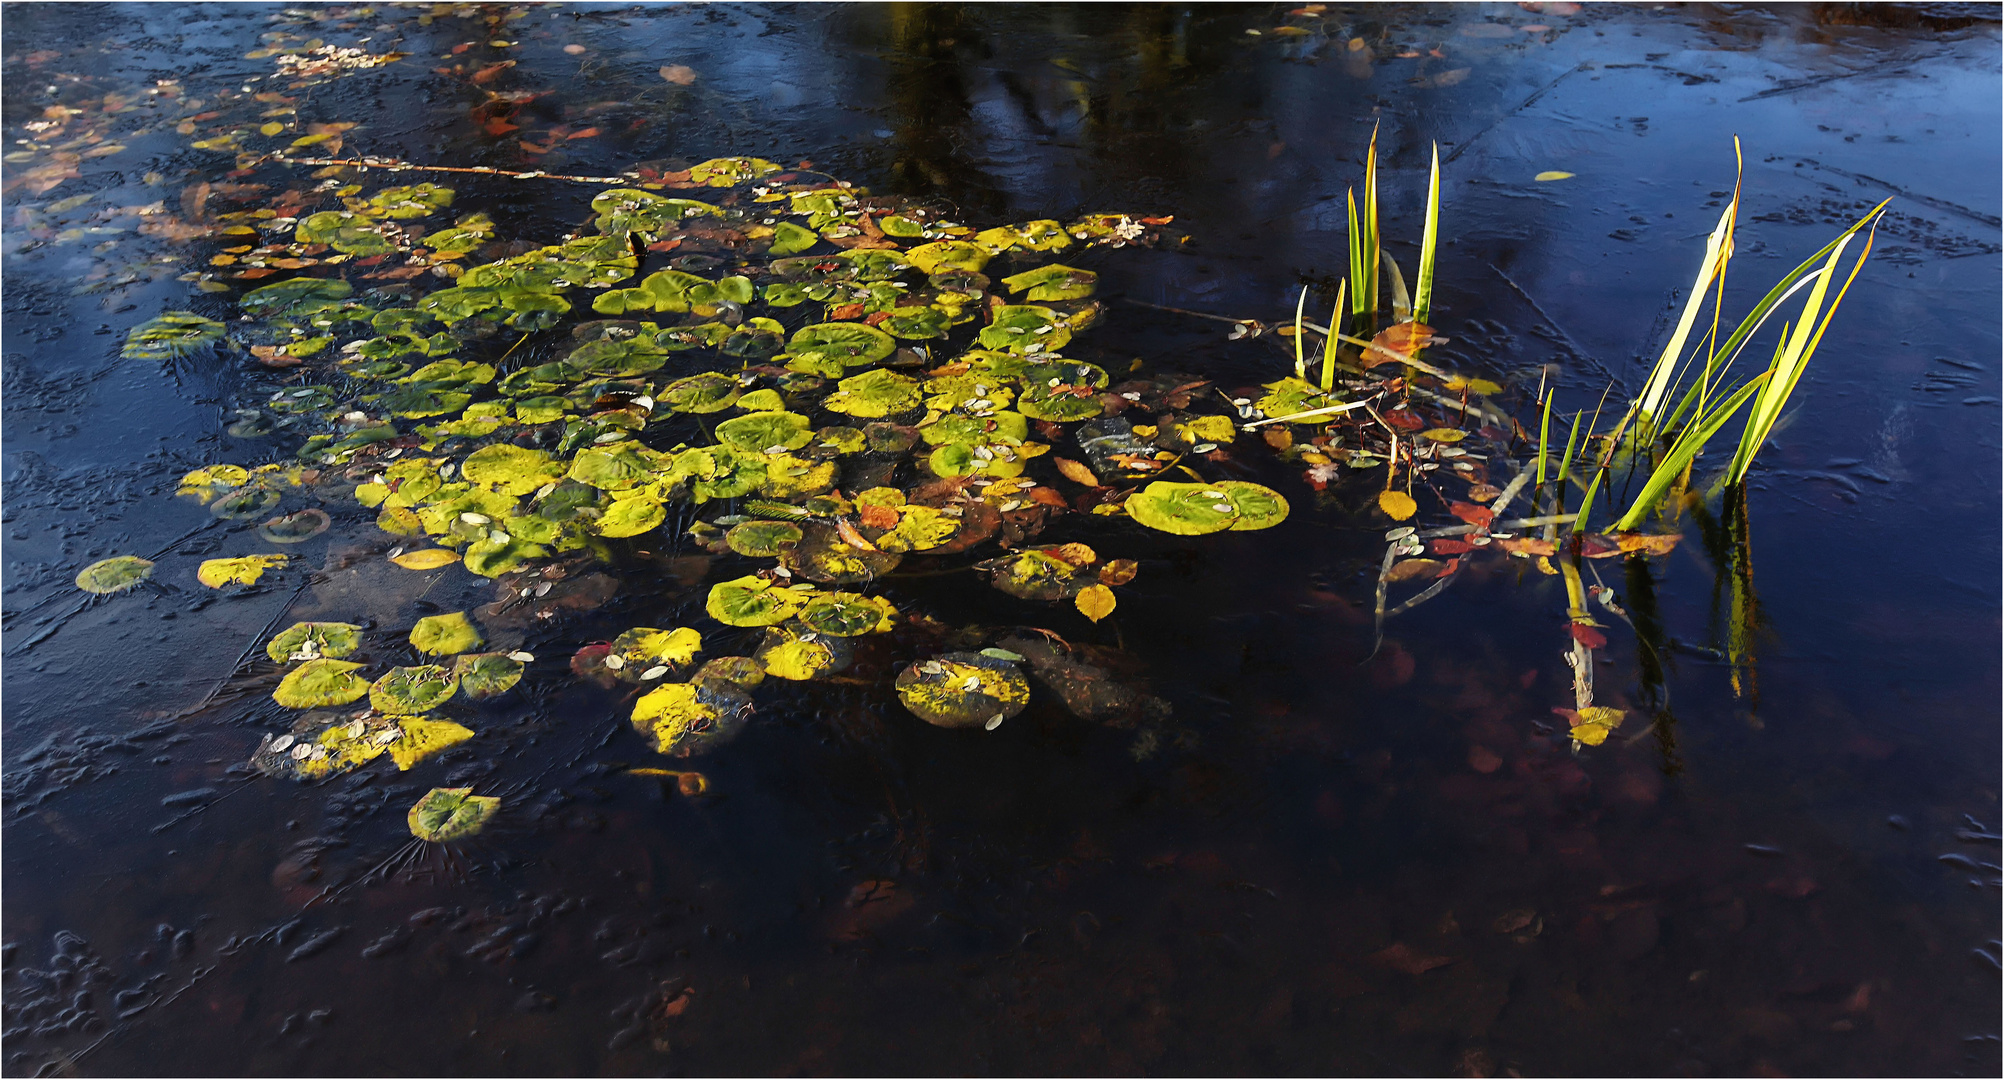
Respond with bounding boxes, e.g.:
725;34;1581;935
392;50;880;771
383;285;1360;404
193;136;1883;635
370;664;459;715
267;621;362;663
1125;480;1290;535
273;659;370;708
123;312;225;361
452;652;526;699
895;652;1032;730
796;592;899;636
630;679;751;756
210;485;282;520
257;508;331;544
407;787;499;842
779;522;903;585
725;520;803;557
75;556;153;594
978;546;1093;601
410;611;483;656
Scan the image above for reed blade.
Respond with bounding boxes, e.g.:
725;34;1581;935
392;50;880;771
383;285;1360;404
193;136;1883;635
1414;142;1441;325
1320;282;1347;392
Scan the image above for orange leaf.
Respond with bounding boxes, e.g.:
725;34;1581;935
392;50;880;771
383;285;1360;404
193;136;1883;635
1428;538;1475;555
659;65;697;85
1613;533;1680;556
1386;558;1441;583
1362;322;1434;368
834;518;879;553
1448;502;1493;529
1025;486;1068;509
566;127;600;140
1492;536;1556;557
1053;457;1100;487
828;303;865;320
1051;542;1097;567
1098;558;1138;586
1569;623;1607;649
858;504;899;530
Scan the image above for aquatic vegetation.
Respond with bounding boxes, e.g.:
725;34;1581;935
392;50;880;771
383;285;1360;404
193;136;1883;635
407;787;498;843
121;312;225;361
74;555;153;594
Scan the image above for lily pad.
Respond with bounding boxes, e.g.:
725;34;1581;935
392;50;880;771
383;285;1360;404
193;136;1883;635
75;555;153;594
779;522;903;585
768;220;819;255
452;652;525;699
630;680;749;755
210;485;282;520
705;575;811;627
823;368;920;418
273;659;370;708
714;410;812;454
787;322;896;369
257;508;331;544
753;624;853;681
123;312;225;361
659;371;743;414
977;546;1094;602
904;241;991;274
693;655;766;690
368;182;454;219
460;444;564;496
241;277;353;317
895;652;1032;730
1125;480;1290;535
797;592;899;636
609;626;703;681
267;622;363;663
370;664;459;715
384;717;477;770
407;787;499;842
725;520;803;557
1001;264;1098;302
410;611;483;656
978;304;1072;354
197;554;289;589
594;493;666;538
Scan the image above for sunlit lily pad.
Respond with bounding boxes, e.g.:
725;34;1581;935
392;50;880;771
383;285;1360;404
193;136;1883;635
895;652;1032;730
630;680;750;756
787;322;896;369
75;555;153;594
797;592;899;636
823;368;920;418
753;624;853;681
659;371;743;413
273;659;370;708
267;622;362;663
197;554;289;589
370;664;459;715
1001;264;1097;302
257;508;331;544
779;522;903;584
384;717;476;770
1125;480;1290;535
407;787;498;842
123;312;225;361
594;493;666;538
608;626;703;682
715;410;812;454
903;241;990;274
410;611;483;656
460;444;564;496
452;652;525;699
368;182;454;219
977;546;1095;601
176;465;252;505
241;277;352;317
693;655;766;691
705;575;811;627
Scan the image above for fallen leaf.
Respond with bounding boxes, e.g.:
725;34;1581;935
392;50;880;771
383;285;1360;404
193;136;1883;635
1569;622;1607;649
1371;942;1454;975
1075;583;1116;623
1428;538;1475;555
1364;322;1436;368
1612;532;1680;556
563;44;587;55
1378;490;1417;521
858;503;899;530
659;65;697;85
1492;536;1556;557
1535;170;1575;182
1449;502;1493;529
834;517;880;552
1053;456;1100;487
1098;558;1138;586
392;549;460;570
1386;558;1441;583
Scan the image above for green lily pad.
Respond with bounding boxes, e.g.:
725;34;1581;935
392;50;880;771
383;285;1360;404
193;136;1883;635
895;652;1032;730
1001;264;1098;302
273;659;371;708
122;312;225;361
410;612;483;656
453;652;525;699
370;664;459;715
630;680;748;756
461;534;547;578
903;241;991;274
461;444;564;496
763;282;810;307
660;371;743;414
75;555;153;594
590;188;719;233
672;446;768;502
241;277;353;317
407;787;499;842
768;220;819;255
296;210;392;255
606;626;703;684
978;304;1072;354
210;484;281;520
368;182;454;219
753;624;853;681
594;493;666;538
797;592;899;636
715;410;812;454
725;520;804;557
705;575;811;627
568;443;665;490
823;368;920;418
1124;480;1291;535
1254;376;1338;423
693;655;766;691
267;621;362;663
978;546;1094;601
880;306;951;340
787;322;896;369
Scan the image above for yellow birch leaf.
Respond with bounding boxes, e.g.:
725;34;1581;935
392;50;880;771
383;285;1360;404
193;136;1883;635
391;548;460;570
1378;490;1417;521
196;554;288;588
1075;583;1117;623
1053;456;1100;487
1535;170;1575;181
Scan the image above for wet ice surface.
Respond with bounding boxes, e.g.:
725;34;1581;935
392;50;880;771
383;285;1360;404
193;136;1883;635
3;4;1999;1076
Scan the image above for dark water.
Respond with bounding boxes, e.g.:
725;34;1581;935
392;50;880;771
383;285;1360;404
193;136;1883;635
3;3;1999;1075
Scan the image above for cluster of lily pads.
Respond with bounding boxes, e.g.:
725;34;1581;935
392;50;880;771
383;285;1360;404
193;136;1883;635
103;156;1318;841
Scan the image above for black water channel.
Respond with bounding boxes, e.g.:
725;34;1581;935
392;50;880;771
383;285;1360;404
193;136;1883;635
3;4;1998;1075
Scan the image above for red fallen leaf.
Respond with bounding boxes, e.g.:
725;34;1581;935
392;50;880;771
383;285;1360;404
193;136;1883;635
1613;532;1680;556
658;987;694;1019
863;311;891;327
479;117;519;136
470;60;516;84
1449;502;1494;528
1382;408;1423;432
1572;532;1621;558
231;267;278;279
1492;536;1556;557
450;42;473;55
1026;486;1069;509
352;255;387;267
1429;538;1475;555
566;127;600;140
1371;942;1455;975
1569;622;1607;649
828;303;865;320
1362;322;1435;368
570;642;618;688
1438;556;1461;578
857;504;899;530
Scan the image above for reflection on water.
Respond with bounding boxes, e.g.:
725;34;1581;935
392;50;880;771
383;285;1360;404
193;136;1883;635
3;4;1999;1076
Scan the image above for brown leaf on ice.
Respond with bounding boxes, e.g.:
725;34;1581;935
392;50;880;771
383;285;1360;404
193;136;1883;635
1371;942;1454;975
